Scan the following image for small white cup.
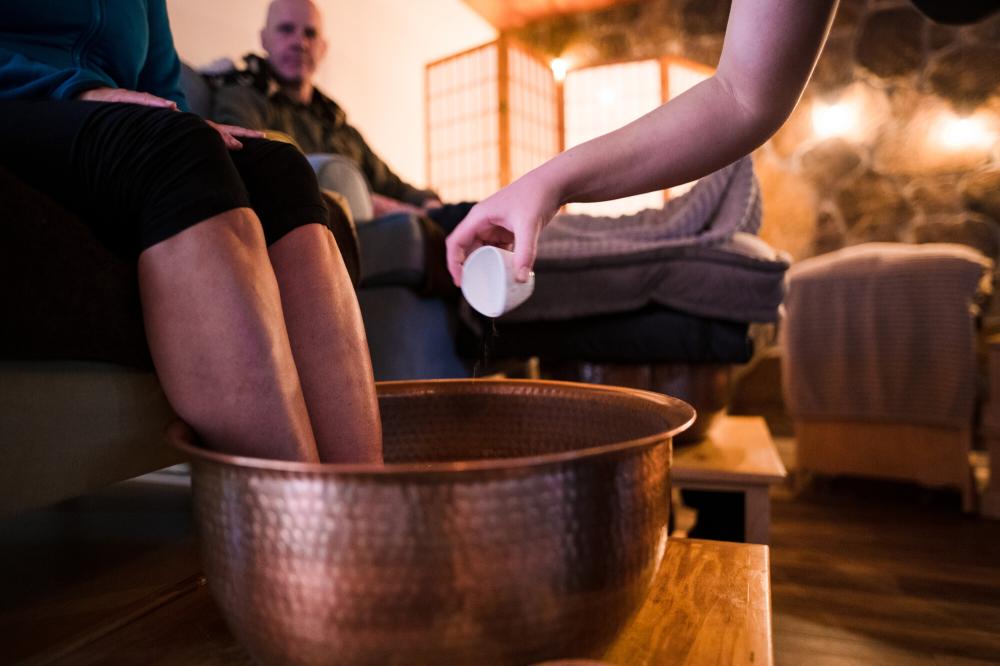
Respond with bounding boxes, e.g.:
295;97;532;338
461;246;535;317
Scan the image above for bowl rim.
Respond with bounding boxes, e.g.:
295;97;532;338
166;378;696;476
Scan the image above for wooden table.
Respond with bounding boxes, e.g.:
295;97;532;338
48;539;772;665
602;539;772;665
673;416;787;544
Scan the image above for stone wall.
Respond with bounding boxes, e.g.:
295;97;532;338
513;0;1000;264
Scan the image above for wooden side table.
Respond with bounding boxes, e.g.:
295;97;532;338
983;437;1000;519
979;335;1000;519
672;416;787;544
602;539;773;666
59;539;772;666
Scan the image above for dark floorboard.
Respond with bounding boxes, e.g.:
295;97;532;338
770;477;1000;665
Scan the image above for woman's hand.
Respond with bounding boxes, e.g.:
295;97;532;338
445;172;561;287
204;119;264;150
78;87;178;109
77;87;263;150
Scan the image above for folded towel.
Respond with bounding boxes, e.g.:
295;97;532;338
534;156;759;267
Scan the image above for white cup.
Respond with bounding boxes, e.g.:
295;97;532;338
461;245;535;317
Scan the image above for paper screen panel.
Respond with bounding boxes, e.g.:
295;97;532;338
563;59;663;217
507;44;559;184
427;44;500;202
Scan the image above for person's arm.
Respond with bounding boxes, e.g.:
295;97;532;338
446;0;839;285
0;47;113;100
0;46;182;116
137;0;187;111
350;126;439;207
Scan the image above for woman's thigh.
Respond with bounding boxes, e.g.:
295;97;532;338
0;100;252;257
0;100;104;213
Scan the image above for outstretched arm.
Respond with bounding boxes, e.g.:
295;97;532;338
446;0;839;284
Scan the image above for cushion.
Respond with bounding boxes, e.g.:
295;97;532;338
460;305;752;365
505;232;790;324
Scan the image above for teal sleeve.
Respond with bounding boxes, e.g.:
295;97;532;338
137;0;188;112
0;47;112;100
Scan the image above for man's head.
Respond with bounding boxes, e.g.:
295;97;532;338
261;0;327;86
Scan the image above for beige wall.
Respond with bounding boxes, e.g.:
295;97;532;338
166;0;496;188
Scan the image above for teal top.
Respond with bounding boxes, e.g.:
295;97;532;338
0;0;188;111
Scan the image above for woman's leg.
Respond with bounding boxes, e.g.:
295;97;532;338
268;223;382;463
232;139;382;463
64;104;332;461
3;101;378;462
138;207;321;462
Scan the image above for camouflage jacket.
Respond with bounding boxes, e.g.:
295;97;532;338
208;54;436;206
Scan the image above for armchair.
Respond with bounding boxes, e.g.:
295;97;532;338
781;242;994;512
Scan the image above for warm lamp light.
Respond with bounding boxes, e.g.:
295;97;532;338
812;101;858;139
935;113;994;150
550;58;570;82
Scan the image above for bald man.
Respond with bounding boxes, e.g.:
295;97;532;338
209;0;440;216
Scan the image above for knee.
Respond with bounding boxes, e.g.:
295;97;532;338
256;139;317;181
136;113;254;247
147;111;230;167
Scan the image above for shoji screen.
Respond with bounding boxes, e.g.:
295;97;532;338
427;43;712;209
563;59;663;216
426;43;500;203
506;45;560;188
426;38;559;203
562;56;713;215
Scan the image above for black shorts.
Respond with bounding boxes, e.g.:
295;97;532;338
0;100;327;256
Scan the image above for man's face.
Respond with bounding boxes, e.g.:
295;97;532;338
260;0;327;85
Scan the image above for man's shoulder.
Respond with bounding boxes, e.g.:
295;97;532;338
310;89;347;128
204;53;268;94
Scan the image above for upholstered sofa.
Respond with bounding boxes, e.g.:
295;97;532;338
782;242;995;512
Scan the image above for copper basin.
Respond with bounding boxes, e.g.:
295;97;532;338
167;379;695;665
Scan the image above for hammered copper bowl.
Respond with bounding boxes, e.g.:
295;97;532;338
168;379;695;666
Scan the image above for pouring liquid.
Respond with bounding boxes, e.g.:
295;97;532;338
472;318;499;379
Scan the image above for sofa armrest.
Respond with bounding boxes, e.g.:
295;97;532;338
308;153;374;222
306;153;444;293
319;190;361;288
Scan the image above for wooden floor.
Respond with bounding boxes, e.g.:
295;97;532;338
2;444;1000;664
770;472;1000;665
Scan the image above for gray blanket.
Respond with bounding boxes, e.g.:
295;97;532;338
782;242;993;429
504;156;790;324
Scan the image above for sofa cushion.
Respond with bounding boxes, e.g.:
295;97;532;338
0;361;179;515
180;62;213;117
